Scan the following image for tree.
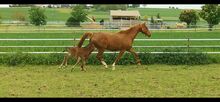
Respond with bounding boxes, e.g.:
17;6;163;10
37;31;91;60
65;5;88;27
28;7;47;26
199;4;220;31
179;9;199;28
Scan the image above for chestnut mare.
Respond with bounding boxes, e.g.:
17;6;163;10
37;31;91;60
77;22;151;70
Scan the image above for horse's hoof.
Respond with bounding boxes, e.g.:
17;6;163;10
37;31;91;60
137;63;141;65
112;66;115;70
105;65;108;68
81;69;86;71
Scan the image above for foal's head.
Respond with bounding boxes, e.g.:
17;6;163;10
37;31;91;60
67;47;78;57
140;22;151;38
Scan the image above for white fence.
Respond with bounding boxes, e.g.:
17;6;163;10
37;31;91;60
1;38;220;54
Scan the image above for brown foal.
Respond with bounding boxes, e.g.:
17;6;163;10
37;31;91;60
59;43;95;71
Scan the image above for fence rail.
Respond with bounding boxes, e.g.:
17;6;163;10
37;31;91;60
1;45;220;48
1;38;220;54
1;38;220;41
1;28;220;31
1;51;220;54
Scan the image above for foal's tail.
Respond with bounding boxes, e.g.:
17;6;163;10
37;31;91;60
62;47;70;52
77;32;93;48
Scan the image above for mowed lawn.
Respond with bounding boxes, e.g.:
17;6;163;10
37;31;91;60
0;64;220;97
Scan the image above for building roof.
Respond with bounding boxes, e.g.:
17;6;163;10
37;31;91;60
110;10;140;17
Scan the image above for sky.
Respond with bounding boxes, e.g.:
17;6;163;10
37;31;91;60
0;4;204;9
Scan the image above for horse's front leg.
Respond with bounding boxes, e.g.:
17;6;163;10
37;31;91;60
112;50;126;70
96;49;108;68
127;48;141;65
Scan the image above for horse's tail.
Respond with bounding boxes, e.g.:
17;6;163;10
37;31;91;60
77;32;93;48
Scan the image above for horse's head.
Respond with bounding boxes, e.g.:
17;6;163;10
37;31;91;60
140;22;151;38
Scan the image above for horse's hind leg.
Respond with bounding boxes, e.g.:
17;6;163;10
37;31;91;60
112;50;126;70
96;49;108;68
80;58;86;71
128;48;141;65
59;54;69;68
71;57;81;72
64;55;69;67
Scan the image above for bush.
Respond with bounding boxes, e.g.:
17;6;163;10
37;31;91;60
28;7;47;26
0;48;216;66
65;17;80;27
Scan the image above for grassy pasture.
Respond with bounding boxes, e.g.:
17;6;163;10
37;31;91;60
0;64;220;97
0;7;182;21
0;7;207;23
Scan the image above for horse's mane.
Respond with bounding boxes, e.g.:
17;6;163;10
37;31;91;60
117;24;140;34
118;27;134;34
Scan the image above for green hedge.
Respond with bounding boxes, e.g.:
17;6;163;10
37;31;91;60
0;49;217;66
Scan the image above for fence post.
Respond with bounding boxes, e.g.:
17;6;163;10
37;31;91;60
74;37;76;47
195;25;197;32
187;36;190;53
187;32;190;67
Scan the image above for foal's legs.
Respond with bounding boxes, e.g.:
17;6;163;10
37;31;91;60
112;50;126;70
96;49;108;68
71;57;81;72
80;58;86;71
127;48;141;65
59;54;69;68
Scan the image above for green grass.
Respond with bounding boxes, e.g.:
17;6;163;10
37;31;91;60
0;8;71;22
0;7;208;23
0;64;220;97
128;8;182;20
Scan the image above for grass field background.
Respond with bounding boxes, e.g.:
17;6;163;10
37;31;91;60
0;7;207;23
0;8;182;21
0;64;220;97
